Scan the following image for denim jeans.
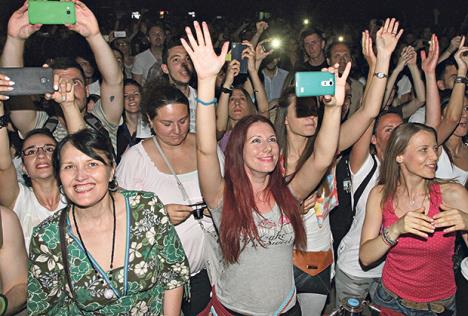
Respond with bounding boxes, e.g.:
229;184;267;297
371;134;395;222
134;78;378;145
334;266;380;307
373;282;456;316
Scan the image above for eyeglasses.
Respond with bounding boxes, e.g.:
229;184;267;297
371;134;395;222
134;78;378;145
22;144;56;157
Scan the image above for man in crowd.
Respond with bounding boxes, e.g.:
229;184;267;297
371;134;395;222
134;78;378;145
295;27;329;71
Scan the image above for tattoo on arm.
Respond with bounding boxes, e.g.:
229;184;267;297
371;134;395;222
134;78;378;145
110;96;115;102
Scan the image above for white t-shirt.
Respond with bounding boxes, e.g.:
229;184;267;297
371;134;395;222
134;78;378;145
337;153;384;278
408;106;426;123
116;141;225;276
13;183;67;252
188;86;197;133
462;258;468;280
131;49;160;86
436;147;468;185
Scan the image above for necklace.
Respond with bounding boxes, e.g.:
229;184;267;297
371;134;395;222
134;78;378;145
72;193;116;299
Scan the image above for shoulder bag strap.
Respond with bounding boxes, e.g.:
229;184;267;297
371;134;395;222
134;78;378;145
352;154;378;214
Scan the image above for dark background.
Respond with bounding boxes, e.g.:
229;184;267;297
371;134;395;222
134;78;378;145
1;0;467;28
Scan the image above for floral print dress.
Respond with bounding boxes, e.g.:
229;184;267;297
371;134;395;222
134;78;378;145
27;190;190;315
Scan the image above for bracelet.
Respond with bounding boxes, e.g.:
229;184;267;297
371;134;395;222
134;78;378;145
221;87;232;94
195;97;217;106
381;227;398;247
454;76;467;85
0;114;9;129
0;294;7;316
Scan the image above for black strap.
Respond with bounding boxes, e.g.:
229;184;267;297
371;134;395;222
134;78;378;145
43;116;59;133
352;154;378;214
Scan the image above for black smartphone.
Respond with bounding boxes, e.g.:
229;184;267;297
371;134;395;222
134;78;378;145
231;42;248;74
0;67;54;96
190;202;207;220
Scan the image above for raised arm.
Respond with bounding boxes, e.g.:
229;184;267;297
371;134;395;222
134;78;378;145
216;60;239;138
244;42;269;116
0;86;20;210
67;0;123;125
1;2;42;135
422;34;441;127
181;22;229;209
0;206;27;315
406;46;425;104
383;46;409;105
361;30;377;102
339;18;402;153
249;21;268;48
289;62;351;201
438;35;461;64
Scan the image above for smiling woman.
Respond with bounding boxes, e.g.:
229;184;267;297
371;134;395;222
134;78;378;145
27;128;189;315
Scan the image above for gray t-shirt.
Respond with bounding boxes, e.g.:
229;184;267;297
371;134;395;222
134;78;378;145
211;203;296;315
34;100;118;152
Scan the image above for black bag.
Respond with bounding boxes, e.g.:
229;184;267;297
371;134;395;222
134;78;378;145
329;154;377;257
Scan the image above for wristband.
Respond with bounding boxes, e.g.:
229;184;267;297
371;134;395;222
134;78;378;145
373;72;388;79
381;227;398;247
454;76;467;85
221;87;232;94
0;114;9;129
195;97;217;106
0;294;7;316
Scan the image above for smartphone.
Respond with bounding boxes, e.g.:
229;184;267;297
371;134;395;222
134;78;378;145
28;1;76;25
114;31;127;38
295;72;335;97
0;67;54;96
231;42;248;74
131;11;141;20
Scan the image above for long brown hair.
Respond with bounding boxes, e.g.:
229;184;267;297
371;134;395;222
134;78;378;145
221;115;306;264
227;87;257;130
379;123;438;206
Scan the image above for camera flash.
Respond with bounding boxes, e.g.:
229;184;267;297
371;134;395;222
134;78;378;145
338;35;344;42
303;19;309;25
271;38;281;49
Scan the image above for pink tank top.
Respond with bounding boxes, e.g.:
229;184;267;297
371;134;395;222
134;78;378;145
381;183;456;302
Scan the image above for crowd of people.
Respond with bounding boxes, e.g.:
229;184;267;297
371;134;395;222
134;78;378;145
0;0;466;315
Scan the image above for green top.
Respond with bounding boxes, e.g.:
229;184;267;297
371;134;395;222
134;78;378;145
27;190;189;315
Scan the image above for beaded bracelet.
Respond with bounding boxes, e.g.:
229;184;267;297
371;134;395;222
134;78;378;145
195;97;217;106
381;227;398;247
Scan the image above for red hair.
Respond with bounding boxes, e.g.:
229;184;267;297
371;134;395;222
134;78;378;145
221;115;306;264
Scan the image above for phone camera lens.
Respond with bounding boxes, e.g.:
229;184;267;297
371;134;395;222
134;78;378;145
40;77;47;84
66;7;71;15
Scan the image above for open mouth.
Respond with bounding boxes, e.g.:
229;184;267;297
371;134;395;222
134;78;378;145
73;184;95;193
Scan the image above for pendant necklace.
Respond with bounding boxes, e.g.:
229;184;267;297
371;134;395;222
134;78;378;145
72;193;117;300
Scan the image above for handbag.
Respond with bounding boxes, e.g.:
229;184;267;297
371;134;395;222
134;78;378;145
293;248;333;276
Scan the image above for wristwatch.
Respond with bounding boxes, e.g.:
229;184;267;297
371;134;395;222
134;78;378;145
0;114;9;129
454;76;467;85
373;72;388;79
221;86;233;94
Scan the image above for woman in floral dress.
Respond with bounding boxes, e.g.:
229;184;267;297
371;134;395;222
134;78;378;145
27;128;189;315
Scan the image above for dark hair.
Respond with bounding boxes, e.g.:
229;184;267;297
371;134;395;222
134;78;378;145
49;56;86;82
326;41;350;59
53;129;115;184
221;114;306;264
146;22;166;36
124;78;142;91
300;27;325;48
142;80;189;121
436;58;457;81
373;109;404;135
21;128;57;186
162;36;185;65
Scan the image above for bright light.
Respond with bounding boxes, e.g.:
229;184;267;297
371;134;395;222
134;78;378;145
271;38;281;49
338;35;344;42
303;18;309;25
188;11;196;18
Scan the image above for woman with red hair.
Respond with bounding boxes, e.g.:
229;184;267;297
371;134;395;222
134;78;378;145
181;22;350;315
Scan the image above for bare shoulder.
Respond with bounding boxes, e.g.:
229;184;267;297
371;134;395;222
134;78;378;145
369;184;384;197
0;205;23;238
440;182;468;205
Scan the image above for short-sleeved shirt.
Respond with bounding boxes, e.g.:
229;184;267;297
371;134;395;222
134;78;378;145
210;202;297;315
34;100;119;153
131;49;161;86
27;190;189;315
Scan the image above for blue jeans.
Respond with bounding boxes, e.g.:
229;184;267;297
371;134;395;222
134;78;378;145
373;282;456;316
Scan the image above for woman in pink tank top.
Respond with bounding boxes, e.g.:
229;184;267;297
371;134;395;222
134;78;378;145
359;123;468;315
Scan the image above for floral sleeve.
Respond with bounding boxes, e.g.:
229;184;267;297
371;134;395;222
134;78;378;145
27;220;66;315
155;204;190;290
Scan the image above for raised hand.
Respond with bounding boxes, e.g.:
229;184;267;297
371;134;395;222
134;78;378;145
322;62;351;108
433;204;468;233
396;46;411;69
392;207;435;239
448;35;462;53
375;18;403;58
361;30;376;68
421;34;439;73
181;21;229;81
0;74;15;101
225;60;240;86
256;21;269;33
46;74;76;109
241;41;256;72
66;0;100;39
453;36;468;74
7;1;42;40
405;46;417;66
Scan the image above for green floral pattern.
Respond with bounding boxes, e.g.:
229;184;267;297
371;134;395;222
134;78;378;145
27;190;190;315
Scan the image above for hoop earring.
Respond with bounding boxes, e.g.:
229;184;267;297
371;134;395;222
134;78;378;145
59;185;65;196
109;177;119;192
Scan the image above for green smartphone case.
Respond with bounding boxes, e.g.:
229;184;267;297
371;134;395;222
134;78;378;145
28;1;76;25
295;71;335;97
